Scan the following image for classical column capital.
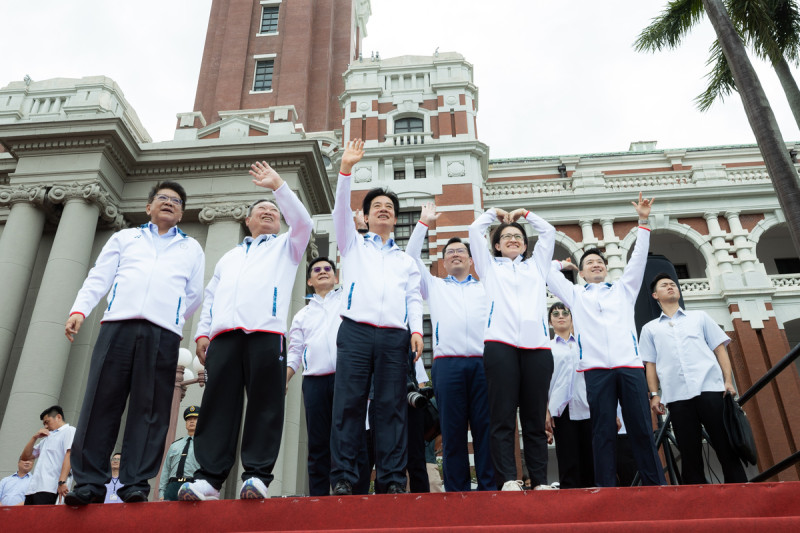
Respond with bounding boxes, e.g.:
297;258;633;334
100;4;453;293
47;181;124;229
0;184;47;207
578;218;594;228
724;210;741;220
599;217;615;227
702;211;718;221
199;202;250;225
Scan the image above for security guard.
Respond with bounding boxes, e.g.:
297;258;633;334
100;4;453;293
160;406;200;501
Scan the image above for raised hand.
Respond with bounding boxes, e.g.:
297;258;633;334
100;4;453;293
632;192;655;220
250;161;284;191
341;139;365;175
560;258;579;272
420;202;441;226
354;209;367;230
508;208;527;222
494;208;509;223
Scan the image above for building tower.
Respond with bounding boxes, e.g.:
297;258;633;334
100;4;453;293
192;0;371;133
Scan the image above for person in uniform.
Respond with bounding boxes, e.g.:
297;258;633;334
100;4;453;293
160;406;200;501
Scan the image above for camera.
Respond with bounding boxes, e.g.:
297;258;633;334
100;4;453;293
407;382;434;408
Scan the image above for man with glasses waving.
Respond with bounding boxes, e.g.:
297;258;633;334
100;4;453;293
180;161;312;501
405;202;495;492
64;181;205;505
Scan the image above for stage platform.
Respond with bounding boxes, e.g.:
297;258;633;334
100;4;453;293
2;482;798;532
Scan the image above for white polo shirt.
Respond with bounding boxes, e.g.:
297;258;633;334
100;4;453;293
26;423;76;495
548;334;590;420
287;288;343;376
639;308;730;405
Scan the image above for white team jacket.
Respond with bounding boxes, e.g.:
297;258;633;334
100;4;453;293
332;172;423;335
546;226;651;371
406;221;486;358
469;208;556;350
69;224;205;337
195;183;312;340
287;288;343;376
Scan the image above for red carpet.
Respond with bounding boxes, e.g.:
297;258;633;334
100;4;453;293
1;483;798;532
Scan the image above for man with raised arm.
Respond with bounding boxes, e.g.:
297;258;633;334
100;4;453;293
63;181;204;505
547;193;666;487
405;202;495;492
179;162;312;501
329;139;423;496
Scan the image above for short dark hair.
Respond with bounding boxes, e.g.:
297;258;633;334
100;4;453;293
579;248;606;270
443;237;471;257
650;272;678;293
362;188;400;220
549;301;567;316
112;452;122;459
248;199;280;217
40;405;64;421
490;222;528;259
307;256;336;279
148;181;187;210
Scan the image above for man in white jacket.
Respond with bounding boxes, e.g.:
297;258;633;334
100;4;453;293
547;193;665;487
64;181;205;505
180;162;312;501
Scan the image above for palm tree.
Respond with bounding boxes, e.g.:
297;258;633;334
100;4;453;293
700;0;800;254
635;1;800;129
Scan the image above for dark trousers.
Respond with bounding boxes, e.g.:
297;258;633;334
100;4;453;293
483;343;553;487
302;373;336;496
331;319;409;490
616;435;638;486
668;391;747;484
193;330;285;490
407;402;430;493
584;367;666;487
432;357;495;491
71;320;179;496
552;405;594;489
24;491;57;505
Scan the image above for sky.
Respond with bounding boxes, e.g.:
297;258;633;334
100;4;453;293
3;0;799;159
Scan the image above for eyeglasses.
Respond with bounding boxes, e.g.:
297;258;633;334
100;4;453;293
312;265;333;274
499;233;525;242
444;248;469;256
111;458;121;462
551;310;571;317
155;194;183;206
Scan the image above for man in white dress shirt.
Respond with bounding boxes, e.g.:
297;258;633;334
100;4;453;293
0;458;33;506
640;273;747;484
22;406;75;505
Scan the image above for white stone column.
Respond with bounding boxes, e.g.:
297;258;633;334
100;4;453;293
703;212;734;274
0;181;117;456
725;211;757;272
600;217;623;279
579;219;597;251
0;185;47;390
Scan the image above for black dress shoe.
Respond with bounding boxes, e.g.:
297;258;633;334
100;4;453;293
120;490;148;503
333;480;353;496
386;482;407;494
64;487;104;506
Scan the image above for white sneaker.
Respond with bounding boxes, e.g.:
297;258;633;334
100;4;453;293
240;477;268;499
501;480;524;491
178;479;220;501
534;484;558;490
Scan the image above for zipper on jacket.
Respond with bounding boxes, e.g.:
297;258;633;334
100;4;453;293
347;282;355;310
175;297;182;325
631;331;639;356
435;322;439;345
107;282;118;311
487;301;495;328
578;334;583;360
272;287;278;317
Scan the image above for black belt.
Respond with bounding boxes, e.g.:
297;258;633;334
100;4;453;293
168;477;194;483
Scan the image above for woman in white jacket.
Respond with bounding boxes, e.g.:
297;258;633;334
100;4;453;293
469;207;565;491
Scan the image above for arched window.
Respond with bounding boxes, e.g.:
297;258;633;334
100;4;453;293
394;117;424;133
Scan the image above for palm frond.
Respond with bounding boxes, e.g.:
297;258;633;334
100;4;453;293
634;0;705;52
695;40;737;111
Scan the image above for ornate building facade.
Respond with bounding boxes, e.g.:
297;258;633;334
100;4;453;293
0;0;798;495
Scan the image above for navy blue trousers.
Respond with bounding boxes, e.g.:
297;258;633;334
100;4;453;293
552;405;594;489
331;319;409;490
302;373;336;496
432;356;495;491
584;367;666;487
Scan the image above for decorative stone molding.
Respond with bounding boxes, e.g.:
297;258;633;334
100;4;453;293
198;202;249;224
47;181;124;228
354;167;373;183
0;184;47;207
447;160;466;177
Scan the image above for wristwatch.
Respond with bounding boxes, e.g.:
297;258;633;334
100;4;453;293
649;392;659;398
58;480;67;486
